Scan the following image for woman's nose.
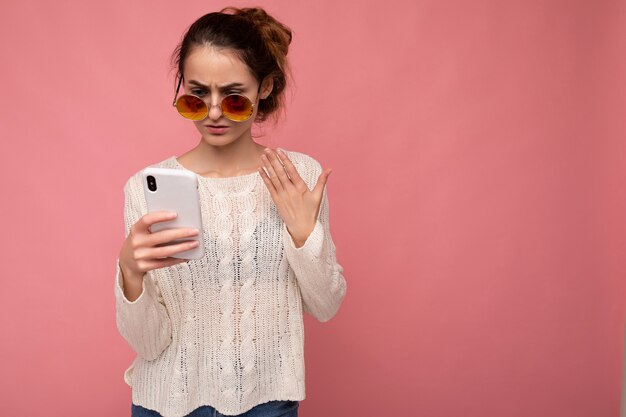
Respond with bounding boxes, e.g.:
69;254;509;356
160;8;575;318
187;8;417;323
207;97;223;121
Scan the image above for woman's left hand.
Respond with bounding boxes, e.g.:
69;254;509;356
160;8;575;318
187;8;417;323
258;148;332;248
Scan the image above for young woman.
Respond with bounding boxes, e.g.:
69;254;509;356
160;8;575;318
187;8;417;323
114;7;347;417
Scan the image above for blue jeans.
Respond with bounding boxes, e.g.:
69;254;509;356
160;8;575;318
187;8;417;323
131;400;299;417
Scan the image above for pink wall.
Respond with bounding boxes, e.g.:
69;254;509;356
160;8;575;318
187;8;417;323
1;0;624;416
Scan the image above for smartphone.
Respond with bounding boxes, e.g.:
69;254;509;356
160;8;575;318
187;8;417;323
141;167;204;260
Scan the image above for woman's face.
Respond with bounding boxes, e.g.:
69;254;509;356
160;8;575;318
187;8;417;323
181;46;269;147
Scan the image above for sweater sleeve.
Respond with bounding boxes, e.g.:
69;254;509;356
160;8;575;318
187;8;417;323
282;162;347;322
114;177;173;361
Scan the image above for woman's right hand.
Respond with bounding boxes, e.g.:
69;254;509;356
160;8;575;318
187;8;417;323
118;211;200;290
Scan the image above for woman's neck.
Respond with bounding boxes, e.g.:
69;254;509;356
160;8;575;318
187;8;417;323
177;136;268;178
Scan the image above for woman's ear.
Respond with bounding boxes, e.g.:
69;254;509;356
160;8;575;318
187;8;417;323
261;76;274;100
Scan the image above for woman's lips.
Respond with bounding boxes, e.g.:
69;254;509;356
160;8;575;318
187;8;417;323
205;125;229;134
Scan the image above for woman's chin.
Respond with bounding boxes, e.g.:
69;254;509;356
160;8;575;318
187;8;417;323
200;133;238;147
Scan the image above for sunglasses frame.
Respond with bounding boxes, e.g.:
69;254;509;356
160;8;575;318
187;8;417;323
171;75;262;122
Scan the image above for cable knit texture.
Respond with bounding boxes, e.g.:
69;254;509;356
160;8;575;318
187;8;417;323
114;149;346;417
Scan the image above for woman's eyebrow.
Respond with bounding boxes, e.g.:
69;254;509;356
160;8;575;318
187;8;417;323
188;80;244;89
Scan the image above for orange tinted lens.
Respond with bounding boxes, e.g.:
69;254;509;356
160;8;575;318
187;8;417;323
222;95;253;122
175;95;208;120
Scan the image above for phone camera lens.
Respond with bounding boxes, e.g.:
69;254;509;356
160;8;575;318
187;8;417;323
147;175;157;192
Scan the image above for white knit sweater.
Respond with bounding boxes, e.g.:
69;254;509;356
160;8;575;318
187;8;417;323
114;149;347;417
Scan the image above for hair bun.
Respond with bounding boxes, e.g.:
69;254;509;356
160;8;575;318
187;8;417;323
221;7;292;70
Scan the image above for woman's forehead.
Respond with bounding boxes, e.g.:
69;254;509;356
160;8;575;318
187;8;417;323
184;46;255;86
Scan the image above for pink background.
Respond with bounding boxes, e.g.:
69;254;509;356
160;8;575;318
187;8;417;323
1;0;624;416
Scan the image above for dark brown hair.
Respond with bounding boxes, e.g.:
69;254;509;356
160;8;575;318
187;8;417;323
170;6;293;124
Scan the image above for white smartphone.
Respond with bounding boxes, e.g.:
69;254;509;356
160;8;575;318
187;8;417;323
141;167;205;260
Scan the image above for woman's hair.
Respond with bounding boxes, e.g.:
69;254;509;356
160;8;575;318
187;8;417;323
170;7;293;124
